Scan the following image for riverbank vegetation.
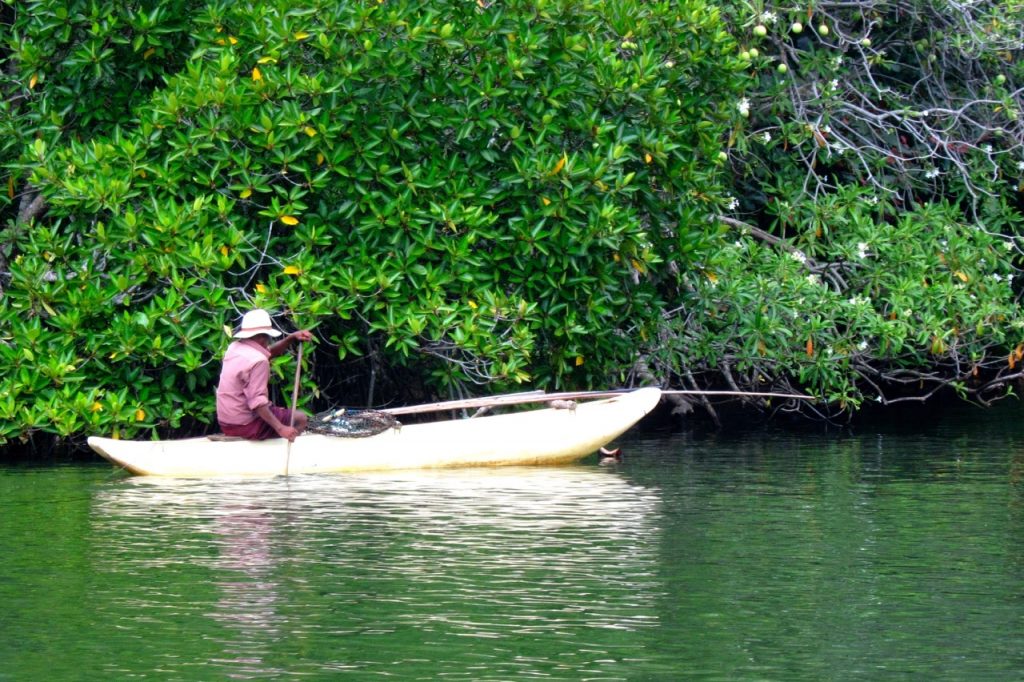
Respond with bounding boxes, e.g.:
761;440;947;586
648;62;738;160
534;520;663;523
1;0;1022;449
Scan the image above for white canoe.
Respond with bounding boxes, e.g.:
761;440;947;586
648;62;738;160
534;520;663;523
87;387;661;477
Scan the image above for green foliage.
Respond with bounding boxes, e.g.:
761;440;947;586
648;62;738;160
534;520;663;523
0;0;744;443
658;0;1024;412
661;188;1024;408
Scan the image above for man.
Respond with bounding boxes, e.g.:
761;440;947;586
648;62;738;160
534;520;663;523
216;308;314;441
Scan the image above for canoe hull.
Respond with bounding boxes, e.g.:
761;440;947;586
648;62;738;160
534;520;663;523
87;387;661;477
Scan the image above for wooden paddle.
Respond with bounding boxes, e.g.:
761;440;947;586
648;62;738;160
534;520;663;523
284;341;303;476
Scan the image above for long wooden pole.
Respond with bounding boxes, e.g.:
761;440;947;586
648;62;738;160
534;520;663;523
284;341;303;476
380;388;814;417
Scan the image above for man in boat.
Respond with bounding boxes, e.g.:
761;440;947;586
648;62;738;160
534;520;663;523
216;308;314;442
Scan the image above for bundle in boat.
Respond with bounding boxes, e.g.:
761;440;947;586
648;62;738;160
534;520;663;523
307;408;400;437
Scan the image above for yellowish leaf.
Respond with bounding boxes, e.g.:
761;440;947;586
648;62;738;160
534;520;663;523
550;153;567;175
239;187;252;199
644;152;652;164
7;176;13;199
316;153;325;165
467;299;478;309
252;67;263;82
223;325;233;337
631;258;646;274
29;74;37;89
257;56;277;64
806;337;814;357
255;283;267;294
613;253;620;262
220;245;229;257
757;340;767;356
91;402;104;413
283;265;301;275
228;36;238;45
954;270;969;282
541;197;551;206
134;408;146;422
706;271;718;283
294;31;310;40
143;48;155;59
575;355;584;366
280;215;299;226
303;126;317;137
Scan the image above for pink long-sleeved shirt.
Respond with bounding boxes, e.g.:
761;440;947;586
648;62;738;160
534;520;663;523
216;338;272;426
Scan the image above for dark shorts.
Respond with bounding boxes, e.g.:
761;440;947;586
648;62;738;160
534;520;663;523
220;405;294;441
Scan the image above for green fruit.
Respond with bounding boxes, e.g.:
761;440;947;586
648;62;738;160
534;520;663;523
749;48;759;58
861;38;871;47
791;22;803;34
717;151;728;162
777;63;788;74
996;74;1007;85
753;24;767;37
818;24;829;36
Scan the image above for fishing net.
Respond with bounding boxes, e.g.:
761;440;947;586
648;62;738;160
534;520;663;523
307;408;400;438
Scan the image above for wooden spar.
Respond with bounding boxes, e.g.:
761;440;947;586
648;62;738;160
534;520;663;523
380;388;814;417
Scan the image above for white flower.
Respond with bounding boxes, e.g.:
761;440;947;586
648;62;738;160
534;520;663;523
1017;161;1024;171
1004;240;1015;251
830;79;839;90
737;98;751;117
761;11;778;24
857;242;870;259
807;274;821;285
791;250;807;264
984;144;993;153
993;273;1005;282
726;196;739;211
834;56;844;66
867;196;879;205
857;341;869;351
762;131;772;143
925;168;940;179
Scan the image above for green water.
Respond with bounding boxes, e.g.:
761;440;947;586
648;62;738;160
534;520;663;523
3;411;1024;680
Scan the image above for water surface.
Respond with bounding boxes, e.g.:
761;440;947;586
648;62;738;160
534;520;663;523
3;411;1024;680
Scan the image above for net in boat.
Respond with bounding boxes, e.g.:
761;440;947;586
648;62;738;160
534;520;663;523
307;407;400;437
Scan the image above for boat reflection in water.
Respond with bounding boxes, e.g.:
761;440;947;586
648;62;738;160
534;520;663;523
90;467;662;678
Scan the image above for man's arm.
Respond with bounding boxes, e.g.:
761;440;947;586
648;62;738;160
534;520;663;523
255;403;299;442
268;330;313;358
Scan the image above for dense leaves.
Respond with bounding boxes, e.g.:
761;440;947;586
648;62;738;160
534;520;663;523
658;0;1024;419
4;0;1024;449
0;0;743;444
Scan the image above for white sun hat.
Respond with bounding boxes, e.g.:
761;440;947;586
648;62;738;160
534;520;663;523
234;309;283;339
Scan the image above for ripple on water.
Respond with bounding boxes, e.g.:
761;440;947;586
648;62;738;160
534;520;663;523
88;467;664;679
